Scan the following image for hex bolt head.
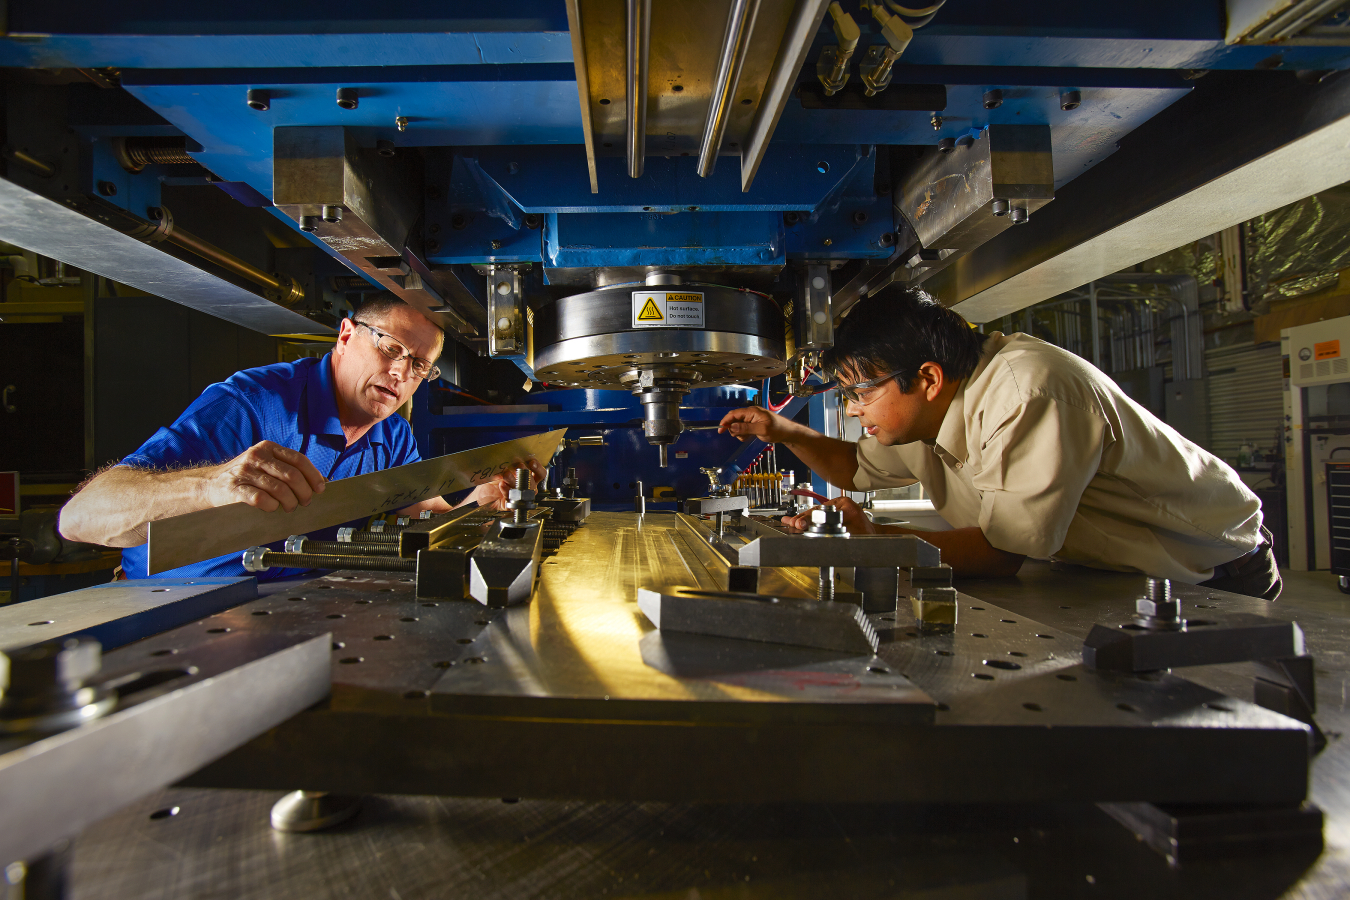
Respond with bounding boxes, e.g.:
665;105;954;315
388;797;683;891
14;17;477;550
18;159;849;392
982;89;1003;109
1060;89;1081;111
247;88;270;111
336;87;359;110
1136;597;1181;620
0;638;101;700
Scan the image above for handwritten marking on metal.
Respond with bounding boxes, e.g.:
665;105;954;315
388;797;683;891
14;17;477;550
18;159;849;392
147;429;566;574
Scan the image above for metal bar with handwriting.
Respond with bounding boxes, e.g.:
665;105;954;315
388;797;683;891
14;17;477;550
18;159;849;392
147;429;566;574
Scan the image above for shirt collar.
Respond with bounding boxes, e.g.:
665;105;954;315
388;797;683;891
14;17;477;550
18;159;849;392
927;336;1000;464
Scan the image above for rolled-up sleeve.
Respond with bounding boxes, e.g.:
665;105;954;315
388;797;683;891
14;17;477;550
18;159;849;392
852;437;920;492
972;396;1110;558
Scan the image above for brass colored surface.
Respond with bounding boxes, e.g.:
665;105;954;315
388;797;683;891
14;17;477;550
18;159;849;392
147;430;566;574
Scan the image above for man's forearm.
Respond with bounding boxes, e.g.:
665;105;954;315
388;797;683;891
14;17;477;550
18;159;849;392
870;523;1024;578
59;466;215;548
776;423;861;490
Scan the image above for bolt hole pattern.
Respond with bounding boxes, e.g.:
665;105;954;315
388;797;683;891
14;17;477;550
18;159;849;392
1023;702;1043;712
422;603;439;608
1000;619;1017;624
934;649;953;656
340;657;363;664
252;610;271;616
434;660;455;668
1035;634;1055;639
456;638;473;644
150;649;177;657
1008;651;1027;657
973;673;995;680
151;589;169;593
149;807;180;820
327;614;345;619
1203;702;1233;712
984;659;1021;670
400;617;418;623
355;600;371;605
971;633;988;638
373;635;394;641
332;641;345;650
287;596;305;602
868;666;888;675
207;627;229;633
28;621;53;626
1117;703;1138;713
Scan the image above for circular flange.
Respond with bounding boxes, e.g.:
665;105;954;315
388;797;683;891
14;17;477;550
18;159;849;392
533;283;787;388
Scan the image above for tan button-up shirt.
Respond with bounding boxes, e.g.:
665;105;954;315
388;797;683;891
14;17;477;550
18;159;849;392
851;332;1263;582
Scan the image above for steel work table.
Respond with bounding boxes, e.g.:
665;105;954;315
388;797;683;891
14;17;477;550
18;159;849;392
29;513;1350;897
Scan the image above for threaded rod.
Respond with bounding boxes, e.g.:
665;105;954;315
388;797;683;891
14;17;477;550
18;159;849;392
343;531;400;544
259;551;415;572
294;540;399;557
818;566;835;601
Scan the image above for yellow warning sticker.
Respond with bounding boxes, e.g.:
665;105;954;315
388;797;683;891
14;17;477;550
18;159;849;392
632;291;705;328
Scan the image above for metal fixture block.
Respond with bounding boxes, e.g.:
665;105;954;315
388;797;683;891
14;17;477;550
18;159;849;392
637;585;879;655
469;519;545;608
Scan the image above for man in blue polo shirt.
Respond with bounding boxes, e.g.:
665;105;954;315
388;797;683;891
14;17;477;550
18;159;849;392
59;294;538;579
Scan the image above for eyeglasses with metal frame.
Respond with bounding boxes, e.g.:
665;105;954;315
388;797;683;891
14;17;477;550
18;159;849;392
352;320;441;381
834;369;905;405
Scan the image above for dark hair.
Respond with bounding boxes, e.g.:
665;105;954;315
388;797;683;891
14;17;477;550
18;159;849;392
821;286;989;389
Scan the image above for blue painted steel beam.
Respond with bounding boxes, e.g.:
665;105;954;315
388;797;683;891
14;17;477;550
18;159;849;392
465;144;871;212
543;211;784;269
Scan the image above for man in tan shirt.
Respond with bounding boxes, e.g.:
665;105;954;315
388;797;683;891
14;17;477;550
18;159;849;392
718;288;1278;599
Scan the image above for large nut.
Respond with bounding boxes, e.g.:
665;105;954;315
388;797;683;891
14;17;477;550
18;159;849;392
1136;597;1180;620
810;507;841;526
1;638;101;698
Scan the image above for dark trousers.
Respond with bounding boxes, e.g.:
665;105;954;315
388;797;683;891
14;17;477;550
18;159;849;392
1199;526;1282;601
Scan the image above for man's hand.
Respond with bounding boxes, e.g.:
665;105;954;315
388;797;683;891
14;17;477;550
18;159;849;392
203;441;326;513
781;496;876;534
455;457;548;512
718;405;799;443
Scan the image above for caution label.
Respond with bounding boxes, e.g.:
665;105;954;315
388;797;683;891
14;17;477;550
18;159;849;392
631;291;705;328
1316;339;1342;360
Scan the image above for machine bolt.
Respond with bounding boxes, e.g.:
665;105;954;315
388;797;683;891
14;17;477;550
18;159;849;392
96;180;117;196
376;139;395;158
991;199;1010;217
1009;207;1029;225
246;89;270;111
298;215;319;233
1134;577;1184;630
321;205;343;224
930;113;943;130
982;89;1003;109
491;239;503;250
1060;89;1081;111
938;137;956;153
396;116;409;132
336;87;359;110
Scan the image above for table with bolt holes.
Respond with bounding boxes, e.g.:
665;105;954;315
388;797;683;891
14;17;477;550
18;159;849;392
42;513;1350;898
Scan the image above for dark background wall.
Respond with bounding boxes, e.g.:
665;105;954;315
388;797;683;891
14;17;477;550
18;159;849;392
94;296;279;470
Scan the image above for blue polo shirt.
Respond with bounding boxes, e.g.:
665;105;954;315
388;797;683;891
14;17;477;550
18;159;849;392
119;353;422;580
